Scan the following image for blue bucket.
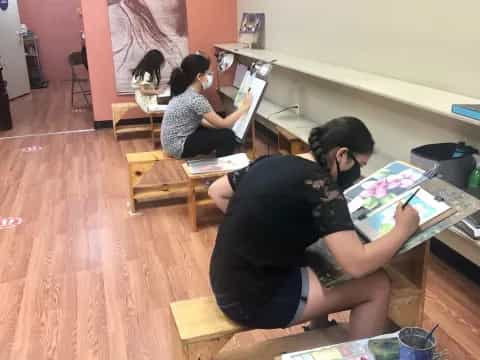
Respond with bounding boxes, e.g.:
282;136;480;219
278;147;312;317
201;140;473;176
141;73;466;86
399;327;436;360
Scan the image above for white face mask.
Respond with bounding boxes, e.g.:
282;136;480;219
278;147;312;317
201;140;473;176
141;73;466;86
202;73;214;90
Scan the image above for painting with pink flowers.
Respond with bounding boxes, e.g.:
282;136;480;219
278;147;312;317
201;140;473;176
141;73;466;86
344;161;425;213
356;187;453;241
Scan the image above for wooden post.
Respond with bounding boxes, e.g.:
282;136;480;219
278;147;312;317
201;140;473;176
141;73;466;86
386;242;430;327
150;114;155;147
188;180;198;232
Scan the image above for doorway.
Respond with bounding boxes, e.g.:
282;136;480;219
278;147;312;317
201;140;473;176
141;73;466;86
0;0;93;139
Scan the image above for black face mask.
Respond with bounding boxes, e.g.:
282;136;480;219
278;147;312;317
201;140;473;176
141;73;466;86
336;156;361;190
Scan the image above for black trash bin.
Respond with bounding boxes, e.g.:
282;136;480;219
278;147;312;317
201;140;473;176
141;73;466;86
411;142;478;188
0;66;13;131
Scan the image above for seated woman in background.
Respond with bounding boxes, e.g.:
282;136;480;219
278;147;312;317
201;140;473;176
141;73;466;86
161;53;252;159
208;117;420;340
131;49;167;113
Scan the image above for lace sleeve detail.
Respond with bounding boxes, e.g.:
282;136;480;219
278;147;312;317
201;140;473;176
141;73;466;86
305;176;355;238
227;155;271;191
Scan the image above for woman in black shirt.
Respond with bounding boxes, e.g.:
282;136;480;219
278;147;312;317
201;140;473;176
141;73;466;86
208;117;420;340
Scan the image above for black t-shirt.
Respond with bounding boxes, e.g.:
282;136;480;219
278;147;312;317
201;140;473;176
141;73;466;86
209;155;355;311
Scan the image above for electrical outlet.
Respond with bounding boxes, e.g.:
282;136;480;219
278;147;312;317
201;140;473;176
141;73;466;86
294;104;301;116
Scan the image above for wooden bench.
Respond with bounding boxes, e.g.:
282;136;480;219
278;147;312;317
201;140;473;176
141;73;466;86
126;151;225;229
170;297;246;360
277;127;310;155
126;150;189;212
170;244;428;359
112;102;163;147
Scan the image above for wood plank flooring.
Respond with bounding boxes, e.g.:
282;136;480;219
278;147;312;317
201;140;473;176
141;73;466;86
0;86;478;359
3;81;93;138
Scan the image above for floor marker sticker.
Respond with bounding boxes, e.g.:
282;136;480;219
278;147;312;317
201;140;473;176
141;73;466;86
0;217;23;230
21;145;43;153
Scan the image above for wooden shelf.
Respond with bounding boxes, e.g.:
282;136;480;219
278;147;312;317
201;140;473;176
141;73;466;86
215;43;480;127
115;124;152;135
218;86;314;142
218;85;394;176
196;198;215;207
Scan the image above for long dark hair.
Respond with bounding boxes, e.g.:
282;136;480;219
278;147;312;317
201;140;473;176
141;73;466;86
169;54;211;96
309;117;375;168
132;49;165;86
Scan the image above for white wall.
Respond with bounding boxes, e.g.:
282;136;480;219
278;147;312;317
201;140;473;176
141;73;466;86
238;0;480;98
237;0;480;169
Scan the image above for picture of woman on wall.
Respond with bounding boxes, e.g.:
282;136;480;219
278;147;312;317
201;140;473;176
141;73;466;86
107;0;189;94
239;13;263;33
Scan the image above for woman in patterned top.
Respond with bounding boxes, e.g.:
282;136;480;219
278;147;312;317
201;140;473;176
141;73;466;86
161;53;252;159
208;117;420;340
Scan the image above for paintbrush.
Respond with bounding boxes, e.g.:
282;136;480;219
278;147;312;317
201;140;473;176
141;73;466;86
423;323;439;348
402;188;421;209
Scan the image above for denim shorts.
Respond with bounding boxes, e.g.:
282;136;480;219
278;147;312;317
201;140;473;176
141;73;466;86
214;267;309;329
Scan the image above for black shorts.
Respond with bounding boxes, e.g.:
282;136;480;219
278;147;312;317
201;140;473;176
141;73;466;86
214;267;309;329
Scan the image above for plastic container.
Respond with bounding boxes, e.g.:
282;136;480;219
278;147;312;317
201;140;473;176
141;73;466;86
468;167;480;188
398;327;436;360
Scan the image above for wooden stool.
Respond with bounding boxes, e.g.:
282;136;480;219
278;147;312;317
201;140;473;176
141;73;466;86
152;124;161;148
277;127;310;155
170;296;246;360
126;150;189;212
182;164;230;232
112;102;164;148
171;296;351;360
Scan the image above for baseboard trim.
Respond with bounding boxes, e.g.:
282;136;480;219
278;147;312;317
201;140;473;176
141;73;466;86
94;116;163;130
94;120;113;129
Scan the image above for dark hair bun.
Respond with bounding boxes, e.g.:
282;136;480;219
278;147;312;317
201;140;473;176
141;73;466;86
308;117;375;167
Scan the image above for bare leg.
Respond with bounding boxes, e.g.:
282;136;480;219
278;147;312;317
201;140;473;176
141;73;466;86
292;267;391;340
208;176;233;214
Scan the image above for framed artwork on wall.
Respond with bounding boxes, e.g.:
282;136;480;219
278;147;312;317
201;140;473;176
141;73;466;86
107;0;189;94
238;13;265;49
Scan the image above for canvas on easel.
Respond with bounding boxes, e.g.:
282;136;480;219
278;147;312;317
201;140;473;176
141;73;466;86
344;161;425;214
233;63;248;88
355;187;456;242
231;72;267;141
234;70;254;107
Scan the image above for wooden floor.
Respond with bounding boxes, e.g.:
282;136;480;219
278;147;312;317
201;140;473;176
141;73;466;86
0;86;479;359
3;81;93;138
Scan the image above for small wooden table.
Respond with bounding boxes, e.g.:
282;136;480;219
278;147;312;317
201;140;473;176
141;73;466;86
182;164;230;232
